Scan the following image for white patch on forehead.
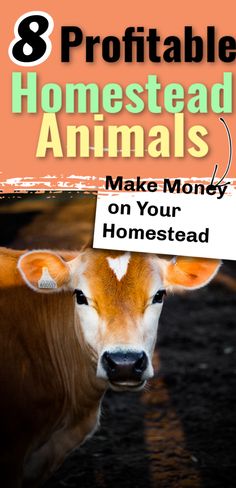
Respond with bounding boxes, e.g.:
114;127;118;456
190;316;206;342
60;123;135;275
107;253;131;281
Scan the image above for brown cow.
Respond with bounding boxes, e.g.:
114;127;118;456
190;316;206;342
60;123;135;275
0;246;220;487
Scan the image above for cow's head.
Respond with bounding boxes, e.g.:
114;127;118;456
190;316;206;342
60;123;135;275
18;249;220;391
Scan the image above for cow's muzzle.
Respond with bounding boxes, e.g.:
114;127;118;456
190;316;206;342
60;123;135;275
101;350;148;387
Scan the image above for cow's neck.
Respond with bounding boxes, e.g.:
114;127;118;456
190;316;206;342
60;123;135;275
2;286;105;426
42;292;106;422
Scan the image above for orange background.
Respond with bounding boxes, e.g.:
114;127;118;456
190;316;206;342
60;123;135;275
1;0;236;190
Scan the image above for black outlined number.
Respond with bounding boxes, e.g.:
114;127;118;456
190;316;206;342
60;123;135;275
9;11;54;66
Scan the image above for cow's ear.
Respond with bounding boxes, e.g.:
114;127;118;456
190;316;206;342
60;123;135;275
164;256;221;290
17;250;73;292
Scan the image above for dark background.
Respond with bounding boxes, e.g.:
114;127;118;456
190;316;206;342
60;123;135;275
0;192;235;488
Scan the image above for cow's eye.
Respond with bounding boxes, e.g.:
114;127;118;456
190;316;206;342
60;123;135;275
152;289;166;304
74;289;88;305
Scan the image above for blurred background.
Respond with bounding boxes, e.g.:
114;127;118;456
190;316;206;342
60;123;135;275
0;192;235;488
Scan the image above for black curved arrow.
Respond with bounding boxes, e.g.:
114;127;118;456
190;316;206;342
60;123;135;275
210;117;232;187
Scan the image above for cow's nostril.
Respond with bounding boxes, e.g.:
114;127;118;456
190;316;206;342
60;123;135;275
134;352;148;373
102;351;116;372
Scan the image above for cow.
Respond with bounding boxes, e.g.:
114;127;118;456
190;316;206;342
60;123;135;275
0;246;220;487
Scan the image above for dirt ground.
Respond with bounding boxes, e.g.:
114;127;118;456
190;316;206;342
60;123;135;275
0;193;235;488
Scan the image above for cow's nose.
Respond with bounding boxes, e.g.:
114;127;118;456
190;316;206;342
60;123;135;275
101;351;148;382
